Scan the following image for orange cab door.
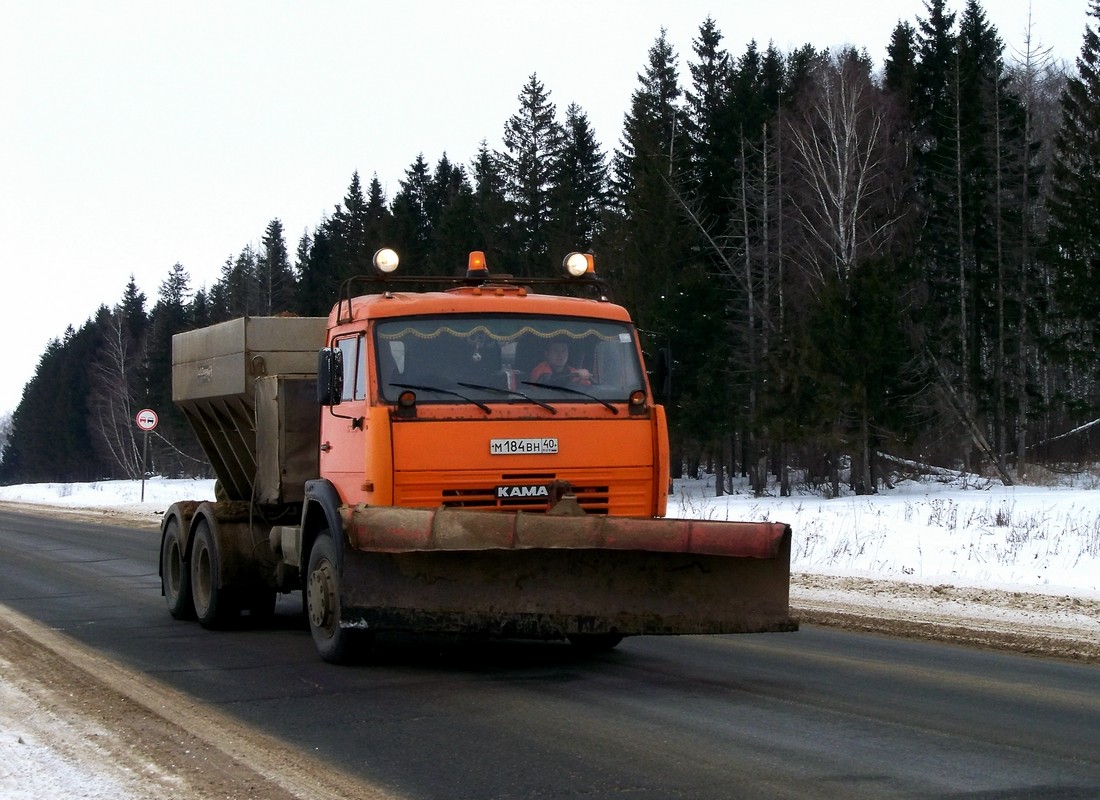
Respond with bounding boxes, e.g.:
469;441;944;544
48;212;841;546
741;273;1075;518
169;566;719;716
319;332;369;504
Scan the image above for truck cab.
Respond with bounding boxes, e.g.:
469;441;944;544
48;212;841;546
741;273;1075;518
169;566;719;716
316;273;670;519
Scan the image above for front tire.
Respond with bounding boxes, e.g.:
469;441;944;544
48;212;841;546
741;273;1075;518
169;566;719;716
306;533;355;663
161;516;194;620
190;519;235;628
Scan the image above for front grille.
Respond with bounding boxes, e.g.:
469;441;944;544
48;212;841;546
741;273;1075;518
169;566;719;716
441;484;610;514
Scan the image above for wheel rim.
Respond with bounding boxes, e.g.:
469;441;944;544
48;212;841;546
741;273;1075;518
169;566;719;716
193;539;213;613
165;537;183;599
308;558;337;636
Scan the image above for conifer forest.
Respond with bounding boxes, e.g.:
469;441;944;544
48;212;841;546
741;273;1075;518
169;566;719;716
4;0;1100;496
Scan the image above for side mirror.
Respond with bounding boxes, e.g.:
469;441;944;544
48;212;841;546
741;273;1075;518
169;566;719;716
316;347;344;405
652;347;672;401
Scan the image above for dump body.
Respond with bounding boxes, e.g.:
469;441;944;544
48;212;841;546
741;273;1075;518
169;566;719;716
172;316;326;504
162;277;796;661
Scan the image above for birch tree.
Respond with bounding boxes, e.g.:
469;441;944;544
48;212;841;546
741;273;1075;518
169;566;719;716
784;49;912;492
89;308;143;479
786;51;902;288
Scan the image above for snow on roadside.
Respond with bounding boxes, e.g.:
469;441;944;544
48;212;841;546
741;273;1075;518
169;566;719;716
0;657;161;800
673;476;1100;598
0;477;215;519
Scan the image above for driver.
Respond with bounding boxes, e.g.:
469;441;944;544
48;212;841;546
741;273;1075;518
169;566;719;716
529;339;592;385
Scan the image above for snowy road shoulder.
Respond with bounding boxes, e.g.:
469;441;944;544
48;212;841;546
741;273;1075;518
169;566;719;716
0;603;391;800
791;573;1100;662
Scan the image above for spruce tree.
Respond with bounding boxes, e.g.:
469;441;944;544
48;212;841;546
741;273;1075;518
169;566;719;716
884;21;919;113
548;103;610;255
1049;0;1100;355
390;154;433;270
469;141;514;270
681;20;739;491
428;155;477;275
498;74;565;276
683;17;735;230
611;30;717;476
190;286;212;329
296;225;337;316
613;30;684;200
3;320;105;482
209;246;259;320
912;1;971;380
365;173;392;250
145;263;204;477
259;218;296;314
328;171;375;281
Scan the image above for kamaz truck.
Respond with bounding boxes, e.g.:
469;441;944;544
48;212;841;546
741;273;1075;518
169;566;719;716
160;249;796;662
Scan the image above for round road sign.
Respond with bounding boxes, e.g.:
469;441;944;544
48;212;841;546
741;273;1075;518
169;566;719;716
135;408;159;431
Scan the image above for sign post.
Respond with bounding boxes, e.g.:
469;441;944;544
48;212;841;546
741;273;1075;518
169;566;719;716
135;409;159;501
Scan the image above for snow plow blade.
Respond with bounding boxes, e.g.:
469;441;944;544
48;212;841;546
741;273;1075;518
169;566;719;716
337;505;797;639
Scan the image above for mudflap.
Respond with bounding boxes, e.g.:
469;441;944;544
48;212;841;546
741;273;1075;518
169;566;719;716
337;516;796;640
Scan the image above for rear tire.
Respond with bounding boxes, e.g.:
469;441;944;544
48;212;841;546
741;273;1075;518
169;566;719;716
190;519;235;628
306;533;355;663
161;516;194;620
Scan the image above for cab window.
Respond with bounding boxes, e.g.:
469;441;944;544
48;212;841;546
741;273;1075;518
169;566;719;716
336;334;367;401
373;315;645;404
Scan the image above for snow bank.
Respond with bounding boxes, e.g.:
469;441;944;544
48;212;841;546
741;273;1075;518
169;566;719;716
674;477;1100;598
0;477;215;518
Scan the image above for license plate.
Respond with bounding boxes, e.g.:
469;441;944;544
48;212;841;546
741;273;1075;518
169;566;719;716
490;437;558;455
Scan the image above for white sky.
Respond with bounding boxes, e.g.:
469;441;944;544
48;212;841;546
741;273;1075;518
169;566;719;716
0;0;1088;416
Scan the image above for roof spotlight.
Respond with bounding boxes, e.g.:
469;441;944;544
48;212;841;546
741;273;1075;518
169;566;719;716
563;252;594;278
374;248;400;274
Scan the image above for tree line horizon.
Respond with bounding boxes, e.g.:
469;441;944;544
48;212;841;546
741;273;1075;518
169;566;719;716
4;0;1100;496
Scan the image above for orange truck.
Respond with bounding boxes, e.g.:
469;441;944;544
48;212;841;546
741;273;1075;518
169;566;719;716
160;249;795;662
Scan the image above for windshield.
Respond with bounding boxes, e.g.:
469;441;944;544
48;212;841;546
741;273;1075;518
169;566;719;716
374;315;646;405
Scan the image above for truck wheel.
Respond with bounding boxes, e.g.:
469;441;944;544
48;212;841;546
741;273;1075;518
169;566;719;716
306;534;353;663
190;519;234;628
161;517;195;620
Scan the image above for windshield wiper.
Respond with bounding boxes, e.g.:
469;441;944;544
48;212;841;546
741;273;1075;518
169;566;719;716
390;383;492;414
457;382;558;413
521;381;619;414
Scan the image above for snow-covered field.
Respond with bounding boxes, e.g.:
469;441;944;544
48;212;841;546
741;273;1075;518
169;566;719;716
2;472;1099;799
675;473;1100;598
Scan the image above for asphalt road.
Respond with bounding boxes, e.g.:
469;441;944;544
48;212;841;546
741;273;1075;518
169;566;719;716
2;507;1099;799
